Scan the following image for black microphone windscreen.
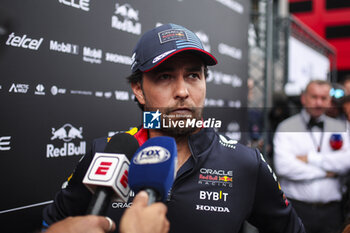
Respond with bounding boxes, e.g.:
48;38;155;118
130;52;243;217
104;133;139;160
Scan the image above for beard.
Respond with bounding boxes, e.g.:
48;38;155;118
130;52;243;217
144;104;203;139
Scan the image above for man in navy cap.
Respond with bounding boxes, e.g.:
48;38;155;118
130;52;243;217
43;23;305;233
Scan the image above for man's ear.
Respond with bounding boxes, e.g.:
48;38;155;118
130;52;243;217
131;82;145;105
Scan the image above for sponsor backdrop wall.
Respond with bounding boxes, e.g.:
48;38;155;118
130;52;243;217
0;0;250;232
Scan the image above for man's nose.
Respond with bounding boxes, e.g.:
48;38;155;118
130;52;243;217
174;76;189;99
316;98;328;107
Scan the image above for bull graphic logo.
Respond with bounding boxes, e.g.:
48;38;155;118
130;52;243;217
51;123;83;142
115;3;139;21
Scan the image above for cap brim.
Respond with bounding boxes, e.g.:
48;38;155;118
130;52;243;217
141;48;217;73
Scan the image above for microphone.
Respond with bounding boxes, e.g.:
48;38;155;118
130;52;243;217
128;136;177;204
82;133;139;215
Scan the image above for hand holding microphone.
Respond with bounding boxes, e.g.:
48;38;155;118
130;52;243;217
45;192;169;233
45;215;116;233
120;191;170;233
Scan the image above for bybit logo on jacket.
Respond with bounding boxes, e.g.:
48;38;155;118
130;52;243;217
46;123;86;158
199;190;229;202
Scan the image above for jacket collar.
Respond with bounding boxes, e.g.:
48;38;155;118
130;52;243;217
132;126;216;158
188;128;216;158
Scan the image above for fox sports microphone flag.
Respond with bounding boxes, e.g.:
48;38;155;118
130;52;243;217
83;133;139;215
128;136;177;203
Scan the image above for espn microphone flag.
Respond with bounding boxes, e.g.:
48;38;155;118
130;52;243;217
128;136;177;202
83;133;139;203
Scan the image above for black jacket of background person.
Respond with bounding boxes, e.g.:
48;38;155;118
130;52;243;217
43;127;305;233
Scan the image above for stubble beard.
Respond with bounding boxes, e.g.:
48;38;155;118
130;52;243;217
144;105;203;139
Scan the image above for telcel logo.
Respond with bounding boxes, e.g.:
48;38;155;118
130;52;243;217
6;32;43;50
133;146;170;164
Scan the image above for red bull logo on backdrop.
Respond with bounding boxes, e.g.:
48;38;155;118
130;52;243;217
46;123;86;158
111;3;141;35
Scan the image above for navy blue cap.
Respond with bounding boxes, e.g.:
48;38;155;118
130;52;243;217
131;23;217;73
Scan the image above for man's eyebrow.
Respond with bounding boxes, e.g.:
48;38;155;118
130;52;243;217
153;66;175;73
185;65;203;72
151;65;203;74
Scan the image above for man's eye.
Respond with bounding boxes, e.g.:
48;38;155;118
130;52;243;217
158;74;171;80
189;73;200;79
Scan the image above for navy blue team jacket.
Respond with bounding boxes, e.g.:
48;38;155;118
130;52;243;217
43;127;305;233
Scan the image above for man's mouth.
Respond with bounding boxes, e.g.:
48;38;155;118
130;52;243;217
162;107;195;119
171;108;192;115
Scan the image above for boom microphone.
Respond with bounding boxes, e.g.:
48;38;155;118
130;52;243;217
128;136;177;204
83;133;139;215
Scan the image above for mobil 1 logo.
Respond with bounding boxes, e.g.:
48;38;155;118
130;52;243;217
46;123;86;158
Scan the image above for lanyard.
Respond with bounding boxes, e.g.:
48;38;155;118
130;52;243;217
301;115;324;152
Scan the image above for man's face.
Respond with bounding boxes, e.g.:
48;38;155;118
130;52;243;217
301;82;331;118
132;52;206;137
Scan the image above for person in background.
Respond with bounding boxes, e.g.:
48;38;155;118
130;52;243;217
273;80;350;233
